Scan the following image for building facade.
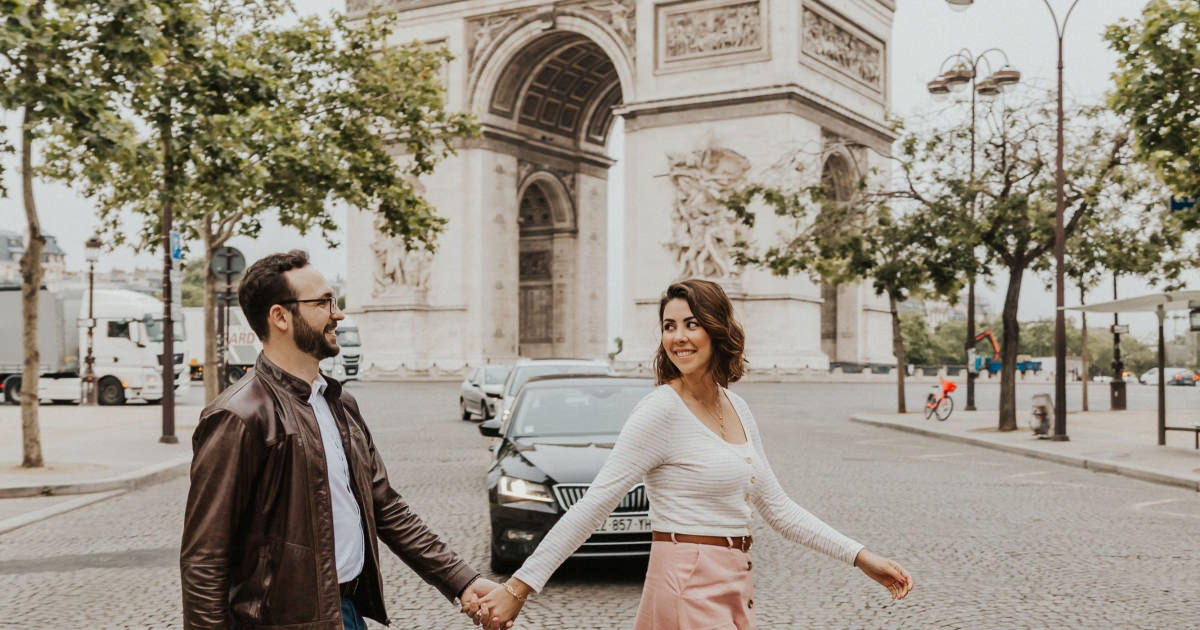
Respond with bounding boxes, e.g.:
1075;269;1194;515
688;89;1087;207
345;0;897;375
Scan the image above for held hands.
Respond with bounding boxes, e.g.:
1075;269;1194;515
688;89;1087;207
460;578;513;629
854;548;913;600
461;578;530;630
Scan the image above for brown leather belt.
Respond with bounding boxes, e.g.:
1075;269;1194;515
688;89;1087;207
652;531;753;552
339;575;360;598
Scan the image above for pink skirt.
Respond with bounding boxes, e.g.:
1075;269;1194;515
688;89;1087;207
632;540;756;630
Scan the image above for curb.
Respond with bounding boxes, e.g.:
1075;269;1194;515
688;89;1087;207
0;490;126;535
0;455;193;499
849;415;1200;493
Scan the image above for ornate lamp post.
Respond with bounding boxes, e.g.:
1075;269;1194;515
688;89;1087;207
927;48;1021;412
83;235;102;405
948;0;1079;441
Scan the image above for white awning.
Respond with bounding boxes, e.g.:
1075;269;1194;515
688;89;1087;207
1068;290;1200;313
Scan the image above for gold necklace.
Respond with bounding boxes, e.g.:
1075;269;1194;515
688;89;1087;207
699;389;726;439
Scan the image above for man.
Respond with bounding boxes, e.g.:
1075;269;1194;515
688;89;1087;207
181;250;500;629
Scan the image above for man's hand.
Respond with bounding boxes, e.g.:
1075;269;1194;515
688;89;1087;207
462;579;530;630
460;578;513;629
854;548;913;600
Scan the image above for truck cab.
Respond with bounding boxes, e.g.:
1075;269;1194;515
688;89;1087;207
83;289;188;404
319;316;363;382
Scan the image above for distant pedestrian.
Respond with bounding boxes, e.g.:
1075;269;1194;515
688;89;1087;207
464;278;912;629
180;250;503;629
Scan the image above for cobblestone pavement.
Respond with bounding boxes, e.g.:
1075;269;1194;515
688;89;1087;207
1;382;1197;629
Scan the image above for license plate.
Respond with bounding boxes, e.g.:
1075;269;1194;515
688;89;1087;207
595;515;652;534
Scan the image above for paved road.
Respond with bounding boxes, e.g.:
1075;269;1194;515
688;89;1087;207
1;381;1197;628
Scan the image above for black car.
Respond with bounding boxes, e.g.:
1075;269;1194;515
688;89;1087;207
478;375;656;573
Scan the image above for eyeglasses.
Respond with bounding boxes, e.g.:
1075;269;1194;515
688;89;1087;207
279;295;340;314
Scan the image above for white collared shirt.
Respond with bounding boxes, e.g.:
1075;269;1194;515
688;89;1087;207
309;375;365;582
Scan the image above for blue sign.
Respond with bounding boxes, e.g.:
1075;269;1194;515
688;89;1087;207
1170;196;1196;212
170;231;182;260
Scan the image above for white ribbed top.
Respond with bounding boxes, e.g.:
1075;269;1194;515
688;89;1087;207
512;385;864;593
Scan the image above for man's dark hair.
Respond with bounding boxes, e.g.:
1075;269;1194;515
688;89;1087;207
238;250;310;340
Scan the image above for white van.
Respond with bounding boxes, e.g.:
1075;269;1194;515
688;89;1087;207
320;315;363;382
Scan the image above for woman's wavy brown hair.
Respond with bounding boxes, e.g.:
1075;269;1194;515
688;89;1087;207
653;279;746;387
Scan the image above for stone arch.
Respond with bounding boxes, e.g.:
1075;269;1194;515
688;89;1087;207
518;170;576;232
818;148;860;365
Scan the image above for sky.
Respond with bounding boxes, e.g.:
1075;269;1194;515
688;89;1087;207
2;0;1188;341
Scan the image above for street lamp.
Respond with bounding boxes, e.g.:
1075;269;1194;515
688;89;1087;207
83;235;102;405
947;0;1077;443
926;47;1020;412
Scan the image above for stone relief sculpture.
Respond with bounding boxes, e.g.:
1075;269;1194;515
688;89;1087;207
371;216;433;297
663;1;762;60
665;147;752;280
801;6;883;91
587;0;636;51
468;12;521;69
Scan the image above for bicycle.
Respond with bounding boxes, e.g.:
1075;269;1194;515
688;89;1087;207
924;377;956;421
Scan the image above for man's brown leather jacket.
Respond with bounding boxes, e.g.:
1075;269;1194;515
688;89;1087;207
180;354;478;629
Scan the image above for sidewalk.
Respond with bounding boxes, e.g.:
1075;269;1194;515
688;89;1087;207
1;402;201;532
851;407;1200;492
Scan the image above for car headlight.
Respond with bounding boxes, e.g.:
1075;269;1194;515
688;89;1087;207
498;476;554;504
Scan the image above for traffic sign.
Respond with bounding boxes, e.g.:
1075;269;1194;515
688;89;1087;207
170;231;183;260
1170;196;1196;212
1110;324;1129;335
210;246;246;278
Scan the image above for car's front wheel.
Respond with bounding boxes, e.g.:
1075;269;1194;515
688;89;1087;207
460;398;471;421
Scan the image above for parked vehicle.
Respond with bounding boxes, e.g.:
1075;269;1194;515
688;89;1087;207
478;375;655;572
181;305;261;385
1139;367;1194;386
496;358;611;423
0;285;187;405
319;316;363;383
1167;368;1198;387
459;363;512;421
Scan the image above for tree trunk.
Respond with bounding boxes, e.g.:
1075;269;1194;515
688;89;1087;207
202;225;220;403
19;109;44;468
1079;285;1088;412
997;263;1025;431
889;293;907;414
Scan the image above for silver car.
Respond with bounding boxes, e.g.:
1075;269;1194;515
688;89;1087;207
460;364;512;421
496;359;611;423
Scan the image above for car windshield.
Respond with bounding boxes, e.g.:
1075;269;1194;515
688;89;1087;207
509;383;652;437
506;364;608;396
143;316;185;342
336;327;361;346
484;365;512;385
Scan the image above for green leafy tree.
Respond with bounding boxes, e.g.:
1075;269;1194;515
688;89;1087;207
1107;0;1200;200
46;2;478;401
727;145;968;413
892;96;1140;431
1;0;159;467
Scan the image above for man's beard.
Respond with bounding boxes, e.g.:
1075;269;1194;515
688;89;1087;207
294;314;339;360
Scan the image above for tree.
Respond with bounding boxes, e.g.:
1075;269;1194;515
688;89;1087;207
891;96;1140;431
46;2;478;402
0;0;160;467
1107;0;1200;200
727;145;968;413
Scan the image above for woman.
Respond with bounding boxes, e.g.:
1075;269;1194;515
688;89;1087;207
465;279;912;629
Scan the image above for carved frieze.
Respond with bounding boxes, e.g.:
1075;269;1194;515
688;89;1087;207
566;0;636;53
655;0;767;72
664;147;752;281
801;4;884;93
519;250;553;281
371;216;433;298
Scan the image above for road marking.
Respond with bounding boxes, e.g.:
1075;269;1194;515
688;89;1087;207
911;452;966;460
1008;470;1055;479
1131;498;1182;510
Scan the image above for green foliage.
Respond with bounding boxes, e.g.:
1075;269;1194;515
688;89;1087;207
1107;0;1200;200
44;1;480;255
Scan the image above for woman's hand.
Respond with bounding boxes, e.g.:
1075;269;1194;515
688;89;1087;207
854;548;913;600
462;579;530;630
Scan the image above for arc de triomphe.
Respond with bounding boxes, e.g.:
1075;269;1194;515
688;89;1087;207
344;0;897;376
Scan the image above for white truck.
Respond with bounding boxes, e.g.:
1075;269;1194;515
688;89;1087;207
319;315;363;382
0;285;188;405
181;309;361;384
